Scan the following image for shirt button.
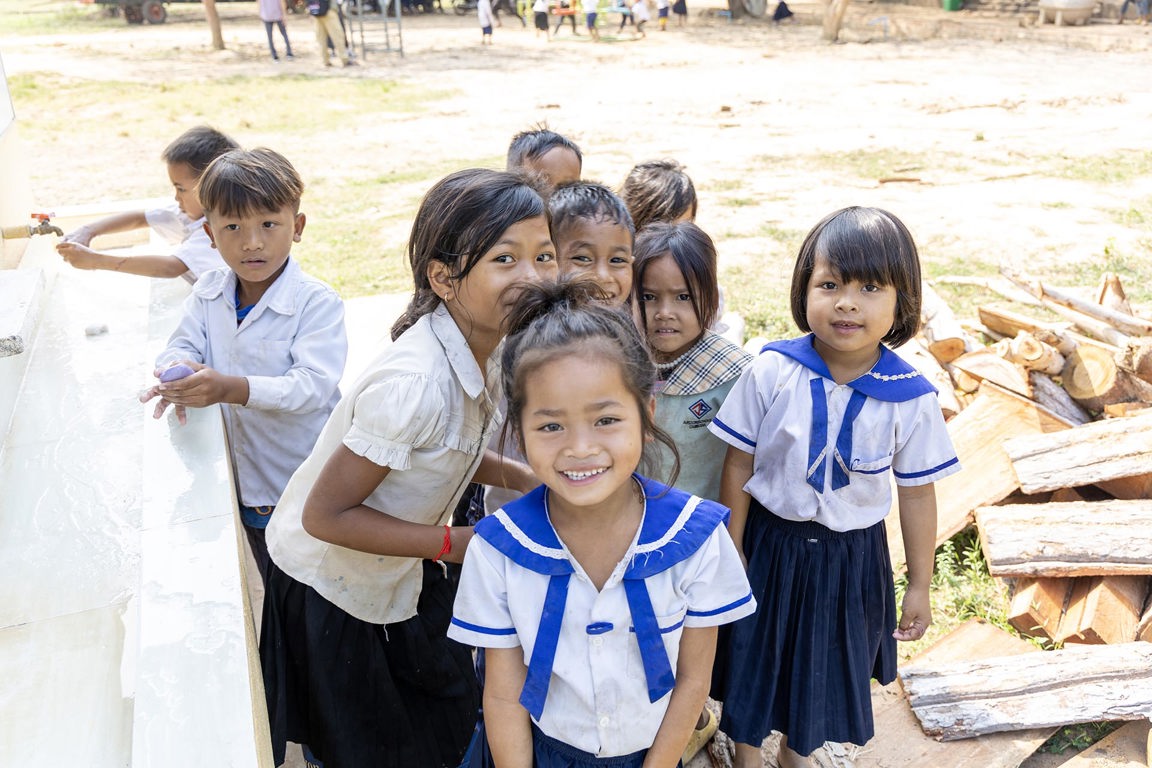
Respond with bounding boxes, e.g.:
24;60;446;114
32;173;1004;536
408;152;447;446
592;637;603;647
599;716;610;728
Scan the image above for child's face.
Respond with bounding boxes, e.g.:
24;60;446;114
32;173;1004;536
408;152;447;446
524;147;581;191
168;162;204;220
555;218;633;306
638;254;704;364
204;204;304;297
519;352;646;517
805;254;897;366
442;214;556;344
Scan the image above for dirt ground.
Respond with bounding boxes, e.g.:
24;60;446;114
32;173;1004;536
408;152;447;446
3;5;1149;766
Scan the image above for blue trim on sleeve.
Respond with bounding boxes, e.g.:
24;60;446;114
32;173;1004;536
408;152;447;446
711;417;756;448
894;455;959;479
451;617;518;636
629;617;686;635
687;592;754;617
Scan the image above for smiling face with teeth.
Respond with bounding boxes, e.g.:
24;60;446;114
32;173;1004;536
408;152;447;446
519;349;649;518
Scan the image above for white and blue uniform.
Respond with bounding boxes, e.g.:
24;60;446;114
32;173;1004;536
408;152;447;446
450;476;755;760
707;335;961;756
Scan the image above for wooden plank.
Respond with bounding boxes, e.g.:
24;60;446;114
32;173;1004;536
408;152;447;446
1030;371;1093;426
1057;576;1151;645
1009;578;1072;641
902;642;1152;740
951;348;1033;398
1052;719;1151;768
1137;600;1152;643
977;500;1152;578
930;382;1073;543
1003;411;1152;494
858;618;1054;768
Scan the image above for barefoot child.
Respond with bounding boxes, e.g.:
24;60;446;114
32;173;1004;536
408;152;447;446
709;207;961;767
141;147;347;583
450;278;755;767
260;169;554;768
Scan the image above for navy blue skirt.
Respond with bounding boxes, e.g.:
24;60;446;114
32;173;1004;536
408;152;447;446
718;499;897;756
260;559;479;768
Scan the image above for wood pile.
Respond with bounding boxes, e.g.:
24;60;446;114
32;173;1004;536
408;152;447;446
889;270;1152;759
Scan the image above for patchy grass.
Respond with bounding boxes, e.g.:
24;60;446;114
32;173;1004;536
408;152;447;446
1038;722;1124;755
1046;150;1152;184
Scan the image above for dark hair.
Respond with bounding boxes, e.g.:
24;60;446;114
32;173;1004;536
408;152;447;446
789;206;922;348
619;159;698;232
501;277;680;485
197;148;304;219
161;125;241;177
506;126;583;172
391;168;549;341
632;221;720;334
548;181;635;242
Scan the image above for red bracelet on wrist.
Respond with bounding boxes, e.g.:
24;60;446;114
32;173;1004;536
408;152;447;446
434;524;452;562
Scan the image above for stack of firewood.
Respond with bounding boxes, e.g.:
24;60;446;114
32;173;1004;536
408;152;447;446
883;270;1152;754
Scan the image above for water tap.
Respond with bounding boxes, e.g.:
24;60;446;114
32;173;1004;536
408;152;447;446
1;213;63;239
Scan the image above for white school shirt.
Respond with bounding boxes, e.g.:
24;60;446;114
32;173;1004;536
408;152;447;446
266;303;503;624
478;0;494;26
533;0;547;12
631;0;649;20
581;0;598;13
145;204;224;283
450;477;755;757
156;258;346;507
709;335;961;532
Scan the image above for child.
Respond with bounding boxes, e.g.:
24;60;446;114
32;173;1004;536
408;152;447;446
259;168;553;768
656;0;668;29
449;277;756;767
582;0;601;40
507;126;583;193
479;0;495;43
630;0;649;36
308;0;354;66
56;125;238;283
671;0;686;25
619;158;697;233
140;147;346;584
549;181;635;306
634;221;751;504
259;0;294;60
533;0;551;37
708;207;961;768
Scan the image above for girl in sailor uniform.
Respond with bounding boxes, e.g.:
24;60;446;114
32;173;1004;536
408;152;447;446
449;278;756;767
259;169;553;768
707;207;961;768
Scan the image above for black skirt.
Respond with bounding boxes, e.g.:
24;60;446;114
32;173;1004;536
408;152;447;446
717;499;897;756
260;559;480;768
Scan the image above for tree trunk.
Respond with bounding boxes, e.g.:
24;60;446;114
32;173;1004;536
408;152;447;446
1095;272;1134;316
922;282;976;364
1119;338;1152;386
1056;575;1151;645
950;348;1032;399
204;0;225;50
1004;331;1065;375
1002;268;1152;338
822;0;850;41
1028;371;1091;425
1062;344;1152;412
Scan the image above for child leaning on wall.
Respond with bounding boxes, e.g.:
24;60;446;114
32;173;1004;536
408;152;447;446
56;125;239;284
140;147;347;586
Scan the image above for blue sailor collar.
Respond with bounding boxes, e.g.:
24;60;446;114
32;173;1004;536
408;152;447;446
762;334;936;402
474;475;729;720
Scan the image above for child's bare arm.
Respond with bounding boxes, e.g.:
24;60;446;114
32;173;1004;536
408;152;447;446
642;625;717;768
56;242;190;278
61;211;149;246
484;646;534;768
894;482;938;641
300;445;475;562
718;445;755;565
472;448;537;494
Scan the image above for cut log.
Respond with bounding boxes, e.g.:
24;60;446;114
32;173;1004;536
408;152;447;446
950;348;1032;398
1002;268;1152;339
976;499;1152;578
1063;345;1152;412
891;336;962;419
860;618;1055;768
1003;410;1152;494
1006;331;1066;375
1120;338;1152;387
1096;272;1134;316
978;304;1079;355
1137;600;1152;643
1030;371;1092;425
921;282;977;364
1052;719;1150;768
913;382;1074;558
902;641;1152;740
1008;577;1072;641
1057;576;1151;645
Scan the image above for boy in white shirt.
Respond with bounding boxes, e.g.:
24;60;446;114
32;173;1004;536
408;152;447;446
581;0;601;39
141;147;347;582
57;125;238;284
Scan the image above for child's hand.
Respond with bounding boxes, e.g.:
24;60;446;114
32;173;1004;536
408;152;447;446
61;226;95;247
139;384;189;426
57;241;105;270
893;585;931;641
152;362;245;409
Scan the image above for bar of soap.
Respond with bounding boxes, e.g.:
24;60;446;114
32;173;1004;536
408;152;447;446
84;323;109;337
159;363;195;382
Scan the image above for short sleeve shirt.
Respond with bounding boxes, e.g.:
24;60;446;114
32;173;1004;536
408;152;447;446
266;303;502;624
145;204;224;282
709;335;961;532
